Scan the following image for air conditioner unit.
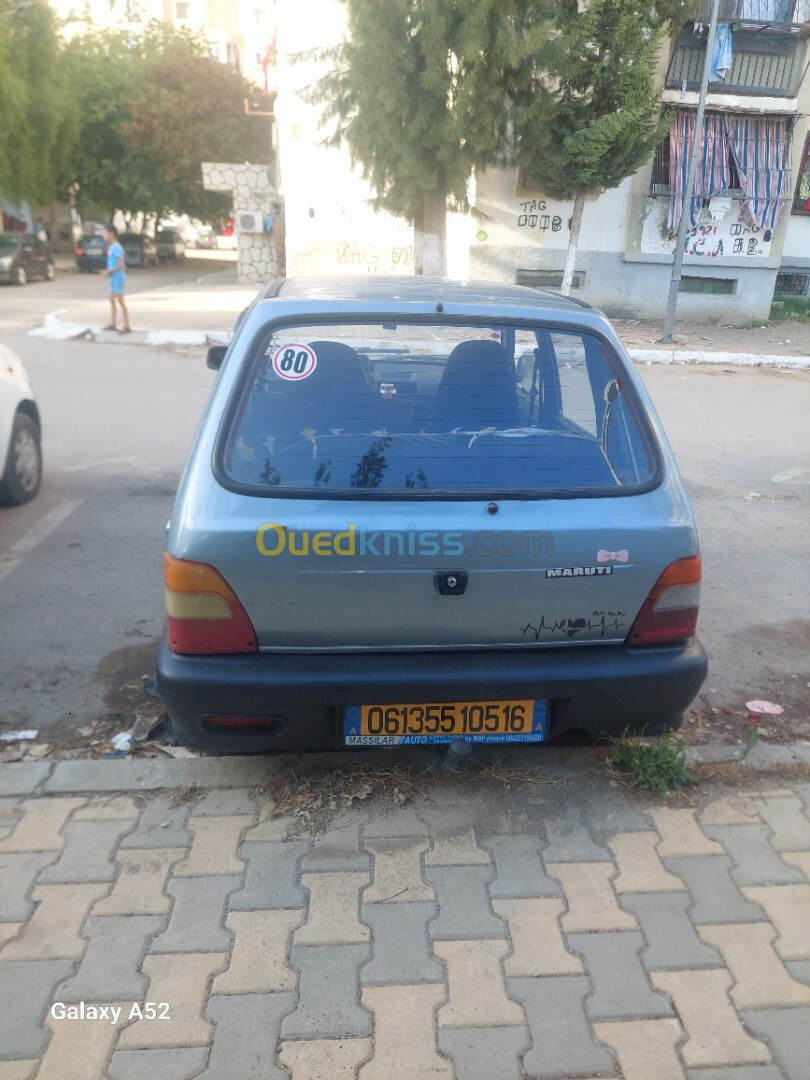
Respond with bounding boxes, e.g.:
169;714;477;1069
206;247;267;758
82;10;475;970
238;211;263;234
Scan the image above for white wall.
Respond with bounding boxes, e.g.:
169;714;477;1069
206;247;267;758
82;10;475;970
275;0;415;277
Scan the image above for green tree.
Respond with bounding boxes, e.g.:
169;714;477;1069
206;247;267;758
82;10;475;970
0;0;77;207
64;22;271;223
311;0;553;274
514;0;689;294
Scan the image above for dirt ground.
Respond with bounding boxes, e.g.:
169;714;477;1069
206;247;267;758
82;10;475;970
612;315;810;356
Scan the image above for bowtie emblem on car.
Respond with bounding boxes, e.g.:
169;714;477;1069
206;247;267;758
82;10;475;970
597;549;629;563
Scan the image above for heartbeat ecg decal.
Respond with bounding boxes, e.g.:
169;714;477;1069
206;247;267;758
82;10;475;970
522;613;626;640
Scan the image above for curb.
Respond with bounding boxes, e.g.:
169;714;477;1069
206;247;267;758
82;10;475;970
629;348;809;370
2;741;808;798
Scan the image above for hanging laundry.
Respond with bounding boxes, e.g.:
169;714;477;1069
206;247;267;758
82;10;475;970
710;23;733;82
708;195;732;223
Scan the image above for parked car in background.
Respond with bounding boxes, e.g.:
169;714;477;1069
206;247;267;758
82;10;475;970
120;232;158;269
156;228;186;263
156;277;707;753
75;234;107;273
0;234;55;286
190;225;216;249
0;344;42;506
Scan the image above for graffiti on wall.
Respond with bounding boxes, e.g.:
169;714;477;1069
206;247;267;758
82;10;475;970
641;199;772;258
335;241;414;273
516;200;566;233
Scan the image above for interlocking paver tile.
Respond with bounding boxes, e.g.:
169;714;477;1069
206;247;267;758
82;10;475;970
439;1026;530;1080
547;862;637;932
242;813;298;842
0;959;74;1058
650;970;770;1067
741;885;810;960
279;1037;372;1079
1;883;108;959
685;1067;787;1080
174;816;247;877
621;892;722;970
118;952;227;1048
757;797;810;851
483;834;562;897
435;939;524;1026
38;821;132;883
150;875;241;952
425;865;504;939
663;857;767;924
569;931;673;1019
361;902;442;984
698;924;810;1008
231;842;309;910
543;804;611;862
652;809;724;858
0;852;57;920
295;872;370;945
302;811;371;871
34;1012;121;1080
424;819;491;866
56;914;164;1001
0;923;21;949
359;984;452;1080
780;852;810;879
364;806;429;838
119;795;191;849
705;826;805;886
509;975;615;1077
0;798;84;852
700;795;761;827
594;1018;685;1080
94;848;186;916
73;796;140;820
787;960;810;985
363;838;434;903
741;1007;810;1080
282;944;372;1038
213;909;304;993
493;898;582;976
610;832;686;893
109;1048;210;1080
192;789;256;816
199;992;295;1079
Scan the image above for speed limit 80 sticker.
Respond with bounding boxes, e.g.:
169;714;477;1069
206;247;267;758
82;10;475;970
271;343;317;381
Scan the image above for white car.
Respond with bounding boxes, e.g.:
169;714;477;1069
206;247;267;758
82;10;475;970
0;344;42;505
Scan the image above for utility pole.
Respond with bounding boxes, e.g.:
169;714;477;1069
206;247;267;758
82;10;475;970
660;0;720;343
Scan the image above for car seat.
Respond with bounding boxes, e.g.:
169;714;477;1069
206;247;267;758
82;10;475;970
430;340;519;431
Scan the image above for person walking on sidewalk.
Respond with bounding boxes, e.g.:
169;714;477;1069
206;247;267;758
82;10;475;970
102;225;131;334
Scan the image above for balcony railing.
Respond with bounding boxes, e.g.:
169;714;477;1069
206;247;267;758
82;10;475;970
692;0;809;29
666;25;804;94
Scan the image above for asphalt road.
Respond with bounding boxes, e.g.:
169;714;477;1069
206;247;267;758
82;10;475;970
0;270;808;740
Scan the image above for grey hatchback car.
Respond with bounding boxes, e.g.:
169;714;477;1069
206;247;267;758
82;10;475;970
157;277;706;752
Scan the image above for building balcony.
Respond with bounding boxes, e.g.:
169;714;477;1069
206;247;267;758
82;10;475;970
693;0;809;30
666;22;807;96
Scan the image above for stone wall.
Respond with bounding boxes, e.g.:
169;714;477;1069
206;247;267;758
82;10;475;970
201;162;283;285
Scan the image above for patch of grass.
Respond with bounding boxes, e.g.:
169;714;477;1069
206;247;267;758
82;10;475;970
606;730;694;797
769;296;810;323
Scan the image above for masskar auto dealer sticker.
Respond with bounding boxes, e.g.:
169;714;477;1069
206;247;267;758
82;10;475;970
271;343;318;381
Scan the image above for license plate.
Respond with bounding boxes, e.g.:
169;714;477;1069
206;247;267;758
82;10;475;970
344;699;546;746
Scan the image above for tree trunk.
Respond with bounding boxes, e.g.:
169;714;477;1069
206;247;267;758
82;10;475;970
560;192;585;297
413;188;447;276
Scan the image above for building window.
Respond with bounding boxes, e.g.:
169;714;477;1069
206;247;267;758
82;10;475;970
679;276;737;294
254;7;266;24
650;119;742;195
176;1;189;19
792;133;810;215
227;42;240;69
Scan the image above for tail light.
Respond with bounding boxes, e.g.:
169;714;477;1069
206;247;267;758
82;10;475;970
164;554;257;654
626;555;701;646
74;248;82;256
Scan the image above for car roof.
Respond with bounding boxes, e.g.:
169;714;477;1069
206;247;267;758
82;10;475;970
275;276;592;312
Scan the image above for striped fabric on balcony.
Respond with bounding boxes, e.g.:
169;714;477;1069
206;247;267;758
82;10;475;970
667;112;730;231
726;115;789;230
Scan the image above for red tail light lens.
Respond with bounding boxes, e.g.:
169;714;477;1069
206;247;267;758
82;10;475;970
626;555;701;646
74;248;82;256
164;554;257;654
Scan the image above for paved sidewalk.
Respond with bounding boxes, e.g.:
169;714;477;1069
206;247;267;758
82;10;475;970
1;755;809;1079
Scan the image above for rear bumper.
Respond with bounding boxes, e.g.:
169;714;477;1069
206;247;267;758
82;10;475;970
156;631;707;752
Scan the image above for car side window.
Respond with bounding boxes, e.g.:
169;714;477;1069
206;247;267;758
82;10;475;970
550;332;598;436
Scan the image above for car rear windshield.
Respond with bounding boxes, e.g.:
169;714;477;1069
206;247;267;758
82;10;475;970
220;320;659;498
0;236;20;250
